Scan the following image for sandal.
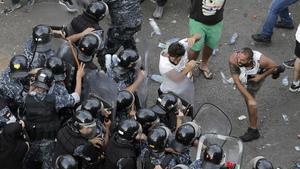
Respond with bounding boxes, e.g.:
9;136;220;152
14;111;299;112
199;68;213;80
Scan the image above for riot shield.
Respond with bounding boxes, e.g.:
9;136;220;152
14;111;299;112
196;134;243;169
192;103;232;137
82;69;118;122
136;39;150;109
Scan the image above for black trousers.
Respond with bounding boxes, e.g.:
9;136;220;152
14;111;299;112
157;0;167;6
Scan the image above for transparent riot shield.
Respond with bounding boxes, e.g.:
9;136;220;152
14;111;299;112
136;39;150;108
82;69;118;122
192;103;232;137
196;134;243;169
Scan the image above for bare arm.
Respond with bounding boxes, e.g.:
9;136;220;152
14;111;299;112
75;63;85;97
229;60;254;101
258;55;277;78
165;60;197;82
66;27;95;43
248;55;277;82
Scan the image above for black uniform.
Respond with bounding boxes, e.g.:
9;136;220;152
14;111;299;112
23;91;77;169
53;124;103;169
66;13;103;37
104;133;138;169
103;0;143;54
0;123;29;169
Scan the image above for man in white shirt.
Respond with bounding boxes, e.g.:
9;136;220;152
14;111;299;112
158;34;200;97
228;48;279;142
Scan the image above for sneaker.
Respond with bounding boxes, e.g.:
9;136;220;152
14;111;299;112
283;58;296;69
289;83;300;92
239;127;260;142
251;34;271;43
59;0;78;13
275;21;294;30
153;5;164;19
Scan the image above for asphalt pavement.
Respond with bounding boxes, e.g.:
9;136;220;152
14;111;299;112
0;0;300;167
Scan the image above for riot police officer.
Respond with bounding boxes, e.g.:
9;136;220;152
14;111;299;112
106;49;144;91
0;120;29;169
80;98;111;149
0;97;29;169
58;32;102;92
0;54;29;114
136;108;160;135
54;110;104;169
202;144;224;168
64;1;108;38
151;92;179;130
24;25;56;69
250;156;274;169
168;122;201;166
55;154;78;169
23;65;84;169
104;119;142;169
47;56;68;96
103;0;142;54
140;126;176;169
116;90;136;124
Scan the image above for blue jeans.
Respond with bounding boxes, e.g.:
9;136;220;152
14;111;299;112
261;0;298;37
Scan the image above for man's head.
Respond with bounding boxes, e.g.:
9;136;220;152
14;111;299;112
167;42;185;65
73;110;97;139
32;68;54;91
237;47;254;67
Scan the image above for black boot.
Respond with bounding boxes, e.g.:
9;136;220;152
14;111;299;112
275;21;294;29
240;127;260;142
251;34;271;43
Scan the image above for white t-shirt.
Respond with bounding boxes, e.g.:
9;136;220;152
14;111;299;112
159;38;193;95
296;24;300;43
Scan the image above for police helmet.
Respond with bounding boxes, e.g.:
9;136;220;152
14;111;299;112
55;154;78;169
175;122;201;146
73;110;96;130
46;57;66;81
147;126;171;152
85;1;108;21
117;90;135;112
117;49;139;69
32;25;52;44
117;119;141;141
151;93;178;115
81;98;104;118
250;156;274;169
9;54;29;78
203;144;224;165
33;68;54;90
136;109;159;129
77;33;100;63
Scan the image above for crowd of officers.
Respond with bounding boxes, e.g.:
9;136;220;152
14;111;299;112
0;1;277;169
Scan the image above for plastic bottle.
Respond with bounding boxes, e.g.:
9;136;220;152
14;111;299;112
212;48;219;56
282;113;289;124
282;75;289;87
229;32;238;45
149;18;161;36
